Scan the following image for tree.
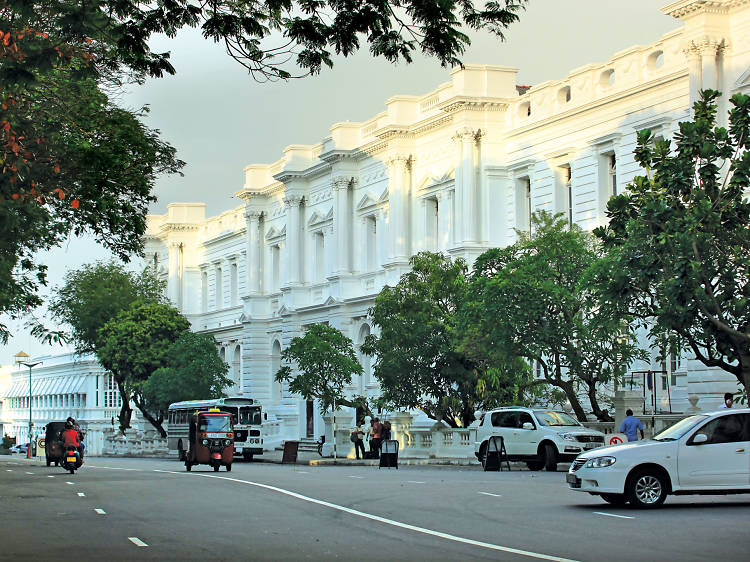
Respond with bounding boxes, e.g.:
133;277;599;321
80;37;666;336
361;252;528;428
461;212;644;421
594;90;750;392
275;323;363;414
0;3;184;342
141;332;233;420
49;261;166;430
97;301;191;436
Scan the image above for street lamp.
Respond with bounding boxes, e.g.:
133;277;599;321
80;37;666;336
14;351;41;459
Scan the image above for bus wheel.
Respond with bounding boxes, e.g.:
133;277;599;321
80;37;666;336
226;464;232;472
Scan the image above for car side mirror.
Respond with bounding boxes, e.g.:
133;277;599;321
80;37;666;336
692;433;708;444
264;412;267;421
522;422;534;430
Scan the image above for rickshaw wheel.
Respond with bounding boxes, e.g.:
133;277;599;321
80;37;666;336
226;464;232;472
213;464;220;472
54;461;59;467
69;467;75;474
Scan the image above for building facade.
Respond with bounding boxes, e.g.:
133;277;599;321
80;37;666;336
2;353;125;455
142;0;749;442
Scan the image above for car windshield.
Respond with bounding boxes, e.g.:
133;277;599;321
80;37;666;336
534;411;581;427
652;415;708;441
199;415;232;432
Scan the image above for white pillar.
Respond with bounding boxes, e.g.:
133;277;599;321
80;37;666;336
684;45;702;107
386;155;410;262
437;190;450;252
244;210;261;294
284;194;303;285
324;225;334;280
167;242;180;305
332;177;350;275
459;128;477;243
700;40;719;92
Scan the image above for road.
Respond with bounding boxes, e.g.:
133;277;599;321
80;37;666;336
1;456;748;561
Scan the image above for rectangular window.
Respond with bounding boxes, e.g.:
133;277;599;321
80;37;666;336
365;216;377;272
314;232;325;282
271;245;280;290
231;262;238;306
515;176;532;234
425;198;438;251
201;271;208;313
609;154;617;197
555;165;572;226
564;166;573;226
215;267;223;309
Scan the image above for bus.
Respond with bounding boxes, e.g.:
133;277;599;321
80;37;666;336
168;397;265;461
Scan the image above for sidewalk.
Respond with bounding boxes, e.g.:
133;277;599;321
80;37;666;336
258;448;484;468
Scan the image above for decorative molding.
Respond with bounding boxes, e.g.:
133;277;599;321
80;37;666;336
283;194;304;207
265;225;286;241
662;0;748;18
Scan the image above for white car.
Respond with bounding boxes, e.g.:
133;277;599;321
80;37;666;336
567;408;750;508
474;407;606;471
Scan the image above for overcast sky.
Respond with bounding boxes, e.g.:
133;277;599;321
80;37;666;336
1;0;681;365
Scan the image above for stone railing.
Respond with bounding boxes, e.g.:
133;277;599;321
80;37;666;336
102;428;168;457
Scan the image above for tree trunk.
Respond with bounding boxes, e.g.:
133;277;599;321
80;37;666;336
739;352;750;396
115;379;132;434
586;383;614;421
132;394;167;438
550;379;587;422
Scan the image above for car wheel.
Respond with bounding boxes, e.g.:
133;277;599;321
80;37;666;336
626;469;667;508
600;493;627;505
542;443;557;472
478;442;488;468
526;461;544;471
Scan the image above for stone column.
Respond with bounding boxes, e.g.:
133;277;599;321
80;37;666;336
454;128;478;244
699;39;720;92
283;194;303;285
167;242;180;306
332;177;351;275
436;190;450;252
386;155;410;261
244;210;261;294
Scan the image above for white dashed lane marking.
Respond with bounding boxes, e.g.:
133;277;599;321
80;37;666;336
478;492;503;497
94;508;106;515
348;475;364;479
593;512;634;519
77;492;85;497
48;475;55;478
66;481;74;485
128;537;148;547
407;481;425;484
5;470;12;472
25;472;33;475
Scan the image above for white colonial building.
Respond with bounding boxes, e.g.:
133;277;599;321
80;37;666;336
139;0;748;443
1;353;127;455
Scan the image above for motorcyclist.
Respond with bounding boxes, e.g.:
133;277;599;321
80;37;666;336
61;421;80;450
66;416;85;458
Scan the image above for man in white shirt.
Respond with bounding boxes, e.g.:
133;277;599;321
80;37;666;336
718;393;734;409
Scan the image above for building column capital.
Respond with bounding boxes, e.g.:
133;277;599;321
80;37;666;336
283;194;304;208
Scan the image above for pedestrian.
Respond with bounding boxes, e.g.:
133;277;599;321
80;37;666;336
350;421;366;460
718;392;734;409
619;409;645;442
381;419;392;441
370;417;382;458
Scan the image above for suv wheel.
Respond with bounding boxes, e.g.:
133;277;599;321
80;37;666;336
478;442;488;467
625;469;667;508
542;443;557;472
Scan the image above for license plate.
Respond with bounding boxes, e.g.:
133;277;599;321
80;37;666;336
235;447;243;453
566;473;579;484
584;443;597;449
66;456;77;462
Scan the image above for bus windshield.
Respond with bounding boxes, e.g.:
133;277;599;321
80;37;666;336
238;406;262;425
199;415;232;432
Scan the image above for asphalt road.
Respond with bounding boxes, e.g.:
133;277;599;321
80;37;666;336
1;456;748;561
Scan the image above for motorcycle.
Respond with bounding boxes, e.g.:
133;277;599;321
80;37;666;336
60;446;83;474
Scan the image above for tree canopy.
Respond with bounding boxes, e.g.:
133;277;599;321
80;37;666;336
460;212;644;421
362;252;529;427
275;323;363;414
594;90;750;392
141;331;233;420
97;301;191;436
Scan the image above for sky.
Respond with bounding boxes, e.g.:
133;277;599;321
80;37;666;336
0;0;681;366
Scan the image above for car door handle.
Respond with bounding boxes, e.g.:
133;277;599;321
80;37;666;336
736;448;745;453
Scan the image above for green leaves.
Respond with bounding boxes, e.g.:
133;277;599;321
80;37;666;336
275;323;363;414
595;90;750;392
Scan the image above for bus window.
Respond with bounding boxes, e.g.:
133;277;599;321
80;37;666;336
239;407;262;425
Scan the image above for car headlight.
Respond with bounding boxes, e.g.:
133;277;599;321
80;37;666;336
201;439;209;446
584;456;616;468
560;433;576;441
224;439;232;446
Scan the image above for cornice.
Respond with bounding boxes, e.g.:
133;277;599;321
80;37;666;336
662;0;749;18
438;96;510;114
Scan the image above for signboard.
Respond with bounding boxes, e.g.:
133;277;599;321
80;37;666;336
36;437;45;457
607;433;628;446
281;441;299;464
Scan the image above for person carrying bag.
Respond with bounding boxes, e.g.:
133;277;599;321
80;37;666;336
350;421;366;460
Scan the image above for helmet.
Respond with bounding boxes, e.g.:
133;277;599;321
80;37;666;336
65;421;73;429
66;417;75;424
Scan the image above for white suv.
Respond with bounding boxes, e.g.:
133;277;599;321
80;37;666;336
567;408;750;508
474;407;605;471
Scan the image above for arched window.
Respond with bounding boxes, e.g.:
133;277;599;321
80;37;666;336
358;324;372;392
271;340;282;404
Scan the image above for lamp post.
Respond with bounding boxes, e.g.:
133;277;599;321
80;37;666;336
14;352;41;459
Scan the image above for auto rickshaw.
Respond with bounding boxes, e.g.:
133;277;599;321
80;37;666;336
185;408;234;472
44;421;68;466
